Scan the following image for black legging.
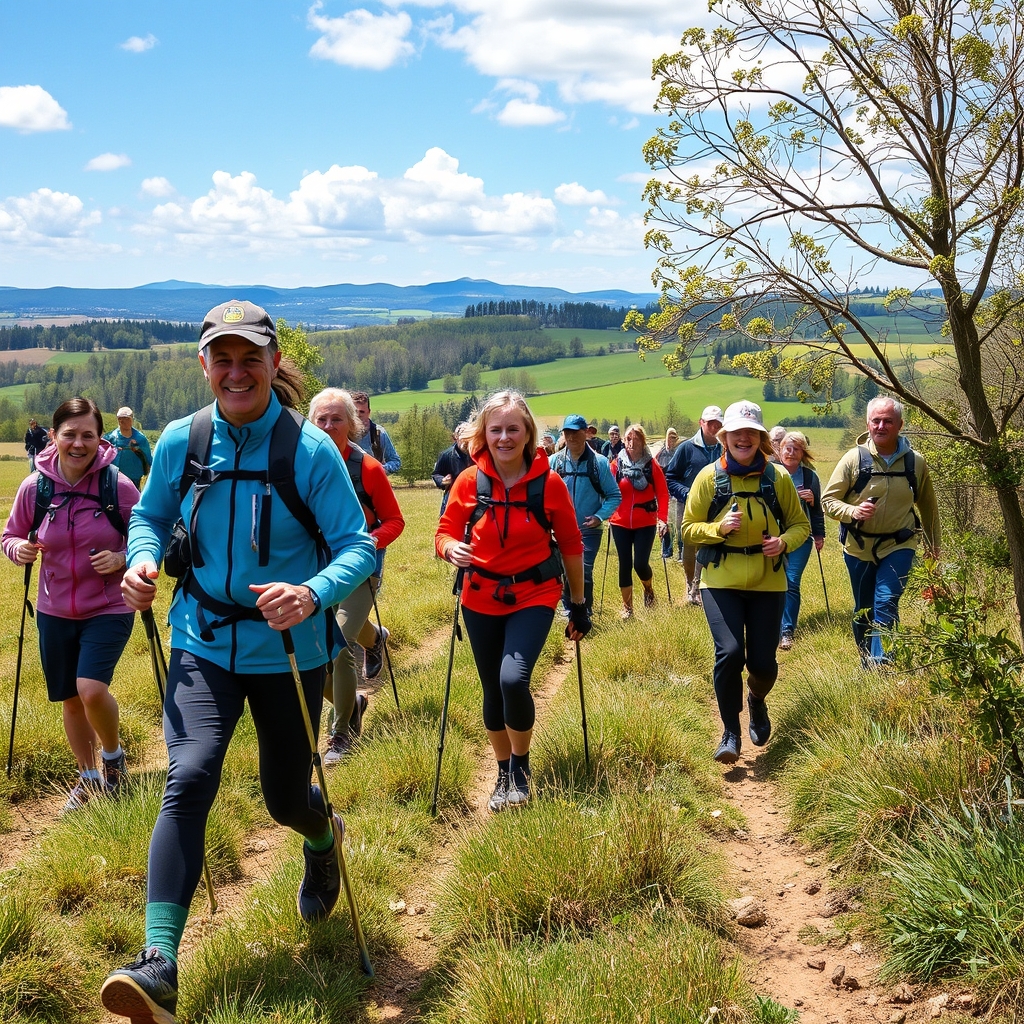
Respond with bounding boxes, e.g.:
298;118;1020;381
461;605;554;732
701;588;785;733
148;650;327;908
611;523;657;588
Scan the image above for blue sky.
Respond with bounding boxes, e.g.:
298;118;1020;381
0;1;701;292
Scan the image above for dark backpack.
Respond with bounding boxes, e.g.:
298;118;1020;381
614;457;659;513
849;445;918;501
697;461;786;571
343;445;380;529
368;421;384;464
164;403;330;577
464;467;561;604
32;465;127;538
551;446;605;498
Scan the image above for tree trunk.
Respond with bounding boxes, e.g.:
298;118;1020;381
994;483;1024;635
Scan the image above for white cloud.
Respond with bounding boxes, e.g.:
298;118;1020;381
144;148;557;251
140;176;175;197
495;98;565;126
495;78;539;101
120;34;158;53
308;3;415;70
0;188;101;248
426;1;692;115
0;85;71;133
85;153;132;172
555;182;610;206
551;207;645;257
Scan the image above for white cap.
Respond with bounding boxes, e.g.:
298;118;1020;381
609;424;620;433
700;405;724;423
116;407;133;419
720;400;767;434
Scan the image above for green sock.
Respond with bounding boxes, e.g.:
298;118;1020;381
145;902;189;964
305;823;335;853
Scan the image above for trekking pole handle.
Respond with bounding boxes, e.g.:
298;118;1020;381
282;629;297;657
24;531;37;584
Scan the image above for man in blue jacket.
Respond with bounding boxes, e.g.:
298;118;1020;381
665;405;724;604
104;406;153;489
552;414;621;614
102;300;376;1024
351;391;401;475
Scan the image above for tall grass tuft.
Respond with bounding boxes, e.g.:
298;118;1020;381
880;796;1024;1003
436;793;724;944
0;895;94;1023
431;917;747;1024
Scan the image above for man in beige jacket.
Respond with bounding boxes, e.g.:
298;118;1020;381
822;397;940;666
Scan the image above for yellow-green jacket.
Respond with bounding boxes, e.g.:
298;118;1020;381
821;433;940;563
682;459;810;592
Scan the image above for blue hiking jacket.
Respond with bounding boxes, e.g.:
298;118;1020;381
127;393;377;673
550;447;621;526
353;421;401;475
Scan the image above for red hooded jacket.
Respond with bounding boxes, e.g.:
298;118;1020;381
436;448;583;615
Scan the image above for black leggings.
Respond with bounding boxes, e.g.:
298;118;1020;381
701;588;785;733
148;650;327;908
461;605;554;732
611;524;657;588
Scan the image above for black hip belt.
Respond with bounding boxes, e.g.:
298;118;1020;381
467;548;563;605
184;574;264;642
634;498;658;513
841;520;918;564
696;541;784;572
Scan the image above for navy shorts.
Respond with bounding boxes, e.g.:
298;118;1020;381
36;611;135;703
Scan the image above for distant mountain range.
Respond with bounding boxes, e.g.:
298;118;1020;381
0;278;659;327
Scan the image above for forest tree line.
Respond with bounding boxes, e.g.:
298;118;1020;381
464;299;658;328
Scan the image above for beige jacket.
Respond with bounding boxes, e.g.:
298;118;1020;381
821;433;940;562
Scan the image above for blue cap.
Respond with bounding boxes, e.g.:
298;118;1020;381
562;414;588;431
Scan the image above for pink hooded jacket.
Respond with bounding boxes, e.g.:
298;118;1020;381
2;440;140;619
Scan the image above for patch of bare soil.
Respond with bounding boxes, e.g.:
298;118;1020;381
719;708;961;1024
364;641;577;1023
0;789;66;871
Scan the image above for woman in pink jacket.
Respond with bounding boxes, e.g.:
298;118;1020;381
2;397;140;812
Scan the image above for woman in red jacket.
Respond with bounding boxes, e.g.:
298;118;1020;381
609;424;670;619
309;388;405;762
436;390;589;811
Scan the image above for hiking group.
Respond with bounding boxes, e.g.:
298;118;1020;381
0;297;940;1023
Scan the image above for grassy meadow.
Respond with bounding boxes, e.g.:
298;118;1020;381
0;454;1020;1020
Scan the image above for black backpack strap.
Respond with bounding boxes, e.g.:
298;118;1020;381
179;404;216;501
343;444;380;529
849;444;919;503
468;467;552;541
369;421;384;463
31;472;52;535
760;463;785;531
98;464;127;537
706;463;733;521
265;408;331;567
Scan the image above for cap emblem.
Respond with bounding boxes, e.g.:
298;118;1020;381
222;305;245;324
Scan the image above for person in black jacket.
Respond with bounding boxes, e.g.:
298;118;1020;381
778;431;826;650
24;418;48;470
664;405;723;604
431;423;472;515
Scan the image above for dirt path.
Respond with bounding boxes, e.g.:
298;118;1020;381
720;713;929;1024
365;641;576;1023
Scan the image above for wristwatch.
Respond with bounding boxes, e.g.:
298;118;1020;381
306;587;322;614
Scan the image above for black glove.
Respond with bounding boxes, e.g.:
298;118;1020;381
565;601;592;639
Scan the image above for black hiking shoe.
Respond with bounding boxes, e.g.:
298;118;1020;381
487;769;509;813
364;626;389;680
101;946;178;1023
747;695;771;747
349;691;368;737
103;750;128;796
713;730;741;764
297;815;343;923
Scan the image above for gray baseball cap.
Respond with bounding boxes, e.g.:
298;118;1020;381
198;300;276;352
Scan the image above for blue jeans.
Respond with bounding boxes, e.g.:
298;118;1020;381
844;547;915;664
563;527;603;615
781;538;813;637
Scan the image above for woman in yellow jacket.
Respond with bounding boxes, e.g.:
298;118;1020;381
682;401;809;764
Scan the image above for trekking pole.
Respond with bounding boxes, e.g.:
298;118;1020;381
367;581;399;710
431;568;464;817
7;530;37;778
598;529;611;615
575;640;590;768
281;628;373;976
816;546;831;617
142;610;218;916
661;553;673;606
